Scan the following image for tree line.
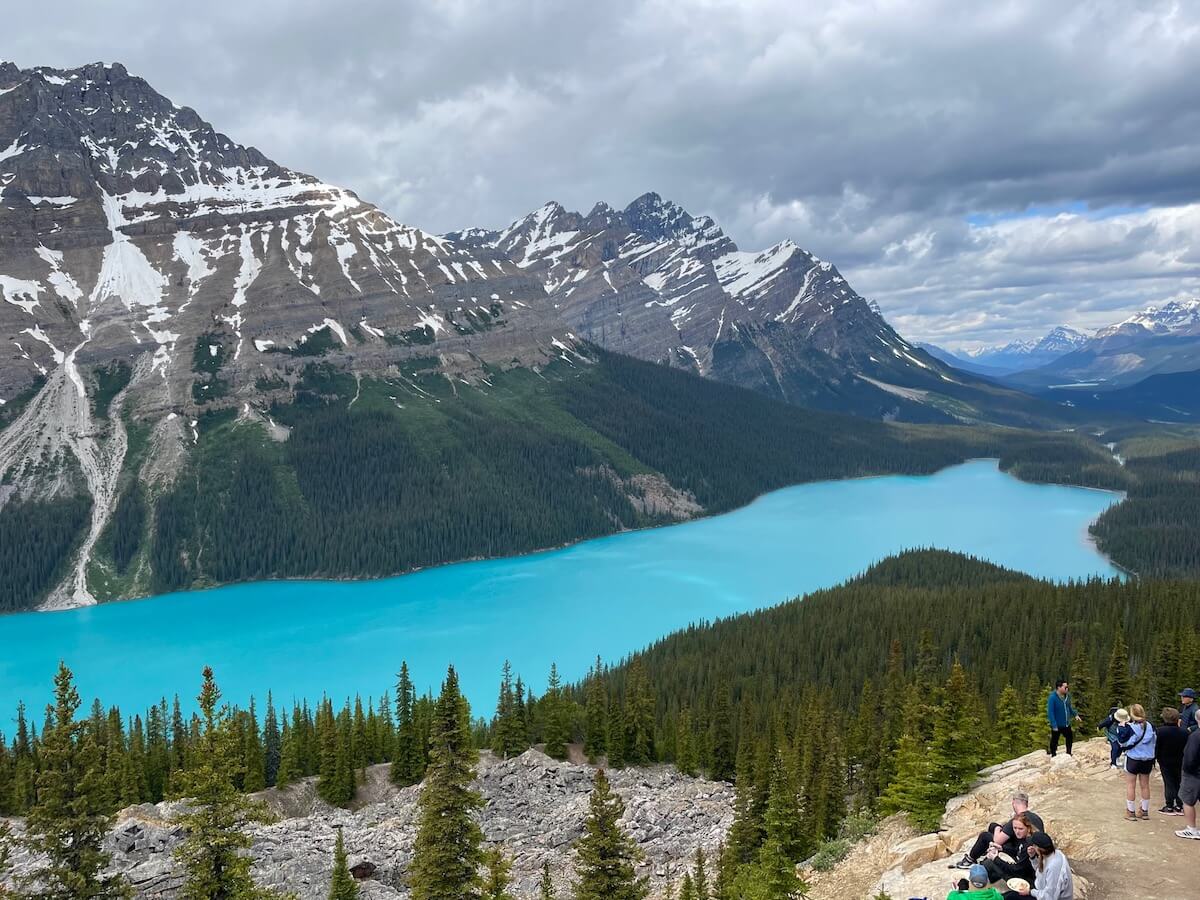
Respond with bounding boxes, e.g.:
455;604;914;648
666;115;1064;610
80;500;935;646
3;551;1198;898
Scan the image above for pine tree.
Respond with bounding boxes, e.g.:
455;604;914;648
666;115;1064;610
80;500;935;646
675;708;698;776
763;748;803;862
708;684;735;782
1106;627;1132;709
172;667;281;900
926;661;984;808
538;861;557;900
328;827;359;900
848;678;882;808
572;769;648;900
678;873;696;900
492;661;522;759
878;728;934;828
543;664;570;761
275;720;301;788
392;663;423;786
724;736;761;866
692;847;708;900
482;848;516;900
607;700;627;769
410;666;483;900
993;684;1029;761
20;662;129;900
263;693;282;787
244;700;267;793
584;657;608;763
1068;643;1096;728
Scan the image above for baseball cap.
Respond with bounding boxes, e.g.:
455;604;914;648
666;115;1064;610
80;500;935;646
1180;688;1196;699
968;864;989;888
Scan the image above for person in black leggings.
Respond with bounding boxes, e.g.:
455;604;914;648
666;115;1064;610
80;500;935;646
981;813;1037;885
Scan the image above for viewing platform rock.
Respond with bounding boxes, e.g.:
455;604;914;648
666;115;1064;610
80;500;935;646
807;739;1190;900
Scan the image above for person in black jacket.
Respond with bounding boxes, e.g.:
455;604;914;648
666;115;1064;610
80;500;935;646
1177;727;1200;840
980;813;1037;886
1156;707;1188;814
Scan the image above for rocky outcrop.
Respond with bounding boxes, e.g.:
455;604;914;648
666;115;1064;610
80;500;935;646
3;750;734;899
806;738;1192;900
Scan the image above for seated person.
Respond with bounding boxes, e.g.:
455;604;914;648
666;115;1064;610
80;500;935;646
1002;832;1073;899
953;791;1045;868
946;863;1007;900
980;813;1037;885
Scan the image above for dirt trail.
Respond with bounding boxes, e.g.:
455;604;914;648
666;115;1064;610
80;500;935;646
807;739;1191;900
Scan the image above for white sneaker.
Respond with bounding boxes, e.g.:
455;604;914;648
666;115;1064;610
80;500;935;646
1174;827;1200;840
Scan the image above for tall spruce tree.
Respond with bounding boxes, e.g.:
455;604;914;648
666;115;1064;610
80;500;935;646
925;661;984;811
263;693;282;787
675;708;699;777
1068;643;1096;728
328;828;359;900
410;666;483;900
708;685;735;783
172;667;281;900
1106;627;1132;709
572;769;647;900
392;663;423;786
544;664;570;761
21;662;129;900
583;657;608;763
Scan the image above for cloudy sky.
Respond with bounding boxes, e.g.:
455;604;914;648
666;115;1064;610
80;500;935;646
7;0;1199;349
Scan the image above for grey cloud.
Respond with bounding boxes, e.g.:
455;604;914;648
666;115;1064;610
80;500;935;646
5;0;1199;345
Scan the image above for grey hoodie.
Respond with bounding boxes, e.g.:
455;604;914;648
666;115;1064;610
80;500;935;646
1031;849;1073;900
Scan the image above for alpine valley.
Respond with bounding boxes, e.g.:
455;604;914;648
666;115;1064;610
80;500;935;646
0;61;1096;613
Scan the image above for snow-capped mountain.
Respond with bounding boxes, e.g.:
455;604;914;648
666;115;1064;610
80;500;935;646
951;326;1091;373
1006;299;1200;390
0;61;1060;605
1096;298;1200;339
448;192;947;409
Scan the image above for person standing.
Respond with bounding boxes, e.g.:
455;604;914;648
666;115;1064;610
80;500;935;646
1096;705;1123;769
1176;724;1200;840
1120;704;1157;821
1180;689;1198;735
1156;707;1188;815
1046;681;1080;757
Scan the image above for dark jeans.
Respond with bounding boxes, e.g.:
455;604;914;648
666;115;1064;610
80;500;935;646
1109;739;1121;765
968;823;1004;860
1162;760;1183;808
1049;725;1074;755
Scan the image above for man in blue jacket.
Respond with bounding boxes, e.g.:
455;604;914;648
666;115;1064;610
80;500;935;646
1047;680;1081;756
1180;689;1198;735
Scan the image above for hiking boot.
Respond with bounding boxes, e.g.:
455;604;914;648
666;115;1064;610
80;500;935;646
1175;827;1200;840
949;855;974;869
1125;810;1139;822
1137;809;1149;820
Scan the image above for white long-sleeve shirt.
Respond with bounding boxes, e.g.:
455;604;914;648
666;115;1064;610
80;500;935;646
1031;850;1073;900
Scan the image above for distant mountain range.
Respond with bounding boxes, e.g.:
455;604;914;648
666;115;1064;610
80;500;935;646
920;326;1090;375
924;299;1200;390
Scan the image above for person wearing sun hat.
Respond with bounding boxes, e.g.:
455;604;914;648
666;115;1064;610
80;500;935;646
1180;688;1198;735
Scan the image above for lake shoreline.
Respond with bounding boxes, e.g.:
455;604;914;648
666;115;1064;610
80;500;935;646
26;457;1128;618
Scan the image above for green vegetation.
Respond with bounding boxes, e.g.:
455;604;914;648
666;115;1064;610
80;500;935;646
90;361;132;419
1091;442;1200;578
0;495;92;612
0;375;46;431
145;349;1123;598
1;553;1197;896
265;326;339;357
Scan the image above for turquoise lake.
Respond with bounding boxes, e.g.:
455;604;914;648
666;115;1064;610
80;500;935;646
0;460;1121;718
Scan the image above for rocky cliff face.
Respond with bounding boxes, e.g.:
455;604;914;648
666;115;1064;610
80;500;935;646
2;750;734;899
0;60;1051;608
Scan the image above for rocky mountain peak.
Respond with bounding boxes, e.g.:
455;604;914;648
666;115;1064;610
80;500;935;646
623;190;694;241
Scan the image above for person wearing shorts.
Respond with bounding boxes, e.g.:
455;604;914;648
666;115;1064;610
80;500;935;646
1176;727;1200;840
1120;704;1157;821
